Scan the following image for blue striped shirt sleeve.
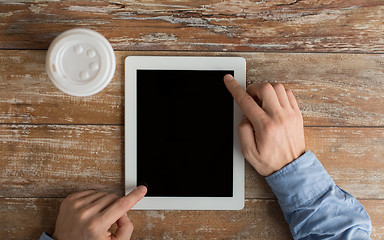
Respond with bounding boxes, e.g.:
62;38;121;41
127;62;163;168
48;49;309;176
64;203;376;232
40;232;54;240
266;150;372;240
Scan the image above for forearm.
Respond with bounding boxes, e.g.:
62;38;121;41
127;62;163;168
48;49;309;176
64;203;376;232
266;151;372;240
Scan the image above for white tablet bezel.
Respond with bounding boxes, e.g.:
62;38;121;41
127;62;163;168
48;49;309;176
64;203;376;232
125;56;246;210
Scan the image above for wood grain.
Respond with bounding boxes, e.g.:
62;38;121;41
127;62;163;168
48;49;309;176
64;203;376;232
0;124;124;198
1;50;383;126
1;198;383;240
1;1;384;52
1;124;383;199
1;1;383;238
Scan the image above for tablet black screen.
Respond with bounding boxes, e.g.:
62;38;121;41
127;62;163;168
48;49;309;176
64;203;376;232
137;70;234;197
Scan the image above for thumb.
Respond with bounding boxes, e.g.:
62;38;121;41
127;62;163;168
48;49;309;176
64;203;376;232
113;214;134;240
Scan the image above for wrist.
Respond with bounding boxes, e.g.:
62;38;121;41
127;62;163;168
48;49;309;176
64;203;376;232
265;151;334;212
52;232;58;240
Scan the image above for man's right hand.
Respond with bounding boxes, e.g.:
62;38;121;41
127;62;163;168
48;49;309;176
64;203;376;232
224;74;305;176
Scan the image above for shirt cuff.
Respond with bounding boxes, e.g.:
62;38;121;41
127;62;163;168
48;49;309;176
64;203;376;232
265;150;335;213
40;232;55;240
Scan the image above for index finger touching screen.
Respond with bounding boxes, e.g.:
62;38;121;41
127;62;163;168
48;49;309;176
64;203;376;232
223;74;265;124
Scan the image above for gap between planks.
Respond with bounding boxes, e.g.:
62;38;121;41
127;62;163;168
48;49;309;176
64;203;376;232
1;123;384;128
1;48;384;55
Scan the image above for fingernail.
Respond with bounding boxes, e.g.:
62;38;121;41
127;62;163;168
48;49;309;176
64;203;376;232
224;74;233;82
137;185;147;193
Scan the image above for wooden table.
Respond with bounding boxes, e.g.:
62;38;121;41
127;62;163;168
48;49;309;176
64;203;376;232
1;1;383;239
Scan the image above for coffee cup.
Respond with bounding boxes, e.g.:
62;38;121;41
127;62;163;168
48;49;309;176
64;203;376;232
46;28;116;96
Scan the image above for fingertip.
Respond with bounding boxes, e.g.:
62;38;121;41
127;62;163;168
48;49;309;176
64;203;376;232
137;185;147;194
224;74;234;82
273;83;285;89
286;89;300;110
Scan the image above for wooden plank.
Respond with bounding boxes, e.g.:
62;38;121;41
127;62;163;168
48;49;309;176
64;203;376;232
1;1;384;52
1;124;383;199
0;124;124;198
0;50;124;125
1;50;383;126
248;126;384;199
1;199;291;240
1;198;382;240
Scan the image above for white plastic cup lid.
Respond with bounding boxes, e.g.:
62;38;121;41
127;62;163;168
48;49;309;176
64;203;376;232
46;28;116;96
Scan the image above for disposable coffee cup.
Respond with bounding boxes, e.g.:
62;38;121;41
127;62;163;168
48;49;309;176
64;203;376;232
46;28;116;96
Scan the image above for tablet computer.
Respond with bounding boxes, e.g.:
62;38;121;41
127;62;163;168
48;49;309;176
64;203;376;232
125;56;246;210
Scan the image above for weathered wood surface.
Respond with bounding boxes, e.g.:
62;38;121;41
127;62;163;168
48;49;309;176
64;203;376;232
1;198;383;240
1;1;383;238
1;1;384;52
1;124;383;199
1;50;383;126
0;199;291;240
